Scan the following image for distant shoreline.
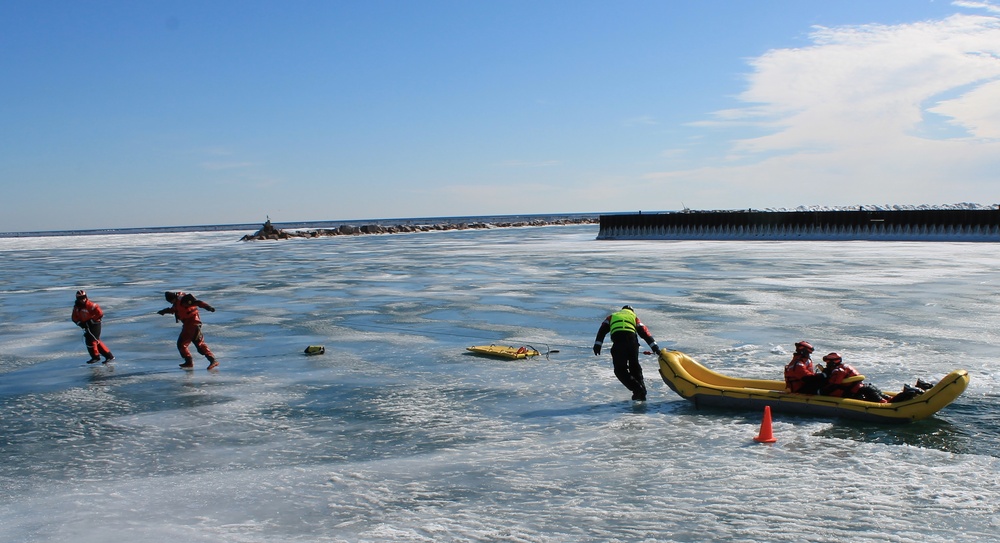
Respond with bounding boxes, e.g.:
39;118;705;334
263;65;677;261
4;204;993;239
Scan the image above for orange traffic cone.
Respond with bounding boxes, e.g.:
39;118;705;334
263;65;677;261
753;406;777;443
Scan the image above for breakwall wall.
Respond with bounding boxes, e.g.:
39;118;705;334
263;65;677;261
597;209;1000;241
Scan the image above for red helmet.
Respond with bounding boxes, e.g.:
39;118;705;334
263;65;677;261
795;341;814;354
76;290;87;300
822;352;842;364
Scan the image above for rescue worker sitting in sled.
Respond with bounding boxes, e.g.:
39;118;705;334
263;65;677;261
818;352;935;403
784;341;826;394
818;352;889;403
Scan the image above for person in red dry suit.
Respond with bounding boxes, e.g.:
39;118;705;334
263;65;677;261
818;352;887;402
783;341;825;394
819;352;937;403
593;305;661;401
71;290;114;363
157;291;218;370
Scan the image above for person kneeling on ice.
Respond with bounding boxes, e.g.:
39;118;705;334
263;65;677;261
593;305;660;401
784;341;825;394
71;290;114;364
157;291;218;370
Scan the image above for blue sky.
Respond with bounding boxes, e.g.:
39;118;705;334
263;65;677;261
3;1;999;232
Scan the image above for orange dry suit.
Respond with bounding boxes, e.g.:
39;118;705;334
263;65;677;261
159;293;216;363
72;299;112;360
784;353;824;394
821;362;886;403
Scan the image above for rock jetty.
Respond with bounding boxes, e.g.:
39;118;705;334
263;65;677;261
241;217;599;241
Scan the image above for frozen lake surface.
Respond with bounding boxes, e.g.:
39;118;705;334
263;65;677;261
1;225;998;542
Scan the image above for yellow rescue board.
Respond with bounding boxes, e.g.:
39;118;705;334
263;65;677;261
466;344;541;360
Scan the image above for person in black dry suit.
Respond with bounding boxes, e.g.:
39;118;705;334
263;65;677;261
593;305;661;401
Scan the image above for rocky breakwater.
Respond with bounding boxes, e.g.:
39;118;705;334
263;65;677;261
240;217;599;241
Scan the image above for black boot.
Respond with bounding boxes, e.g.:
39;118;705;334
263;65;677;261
890;384;924;403
631;382;647;401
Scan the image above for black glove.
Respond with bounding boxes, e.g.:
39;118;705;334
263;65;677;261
593;344;601;356
77;322;86;328
157;309;168;315
205;305;216;312
649;343;660;353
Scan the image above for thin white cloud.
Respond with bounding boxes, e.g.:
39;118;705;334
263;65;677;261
953;0;1000;15
201;161;257;171
497;160;561;168
723;14;1000;155
928;77;1000;139
197;146;237;157
623;115;658;127
631;9;1000;211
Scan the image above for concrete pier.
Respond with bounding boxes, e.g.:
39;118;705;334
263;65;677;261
597;209;1000;241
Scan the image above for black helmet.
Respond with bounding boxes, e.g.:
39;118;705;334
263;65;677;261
621;305;634;312
164;291;178;302
76;290;87;299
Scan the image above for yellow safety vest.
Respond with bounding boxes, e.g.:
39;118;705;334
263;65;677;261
609;310;637;335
